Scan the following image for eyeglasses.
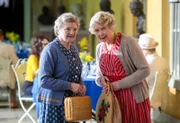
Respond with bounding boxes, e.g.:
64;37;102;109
42;42;48;46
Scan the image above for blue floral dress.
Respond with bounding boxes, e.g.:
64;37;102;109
39;42;82;123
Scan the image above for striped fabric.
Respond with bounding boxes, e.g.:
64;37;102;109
100;33;151;123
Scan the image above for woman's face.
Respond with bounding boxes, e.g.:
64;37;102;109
58;22;78;43
93;23;114;43
42;38;49;49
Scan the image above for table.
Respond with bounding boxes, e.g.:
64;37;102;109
83;77;102;111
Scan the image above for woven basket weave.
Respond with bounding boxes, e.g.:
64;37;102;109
64;96;92;122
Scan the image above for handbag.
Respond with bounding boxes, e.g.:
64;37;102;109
64;96;92;122
96;82;122;123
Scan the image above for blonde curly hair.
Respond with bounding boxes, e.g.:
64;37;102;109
89;11;116;34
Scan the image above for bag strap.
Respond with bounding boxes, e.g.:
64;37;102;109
107;82;116;97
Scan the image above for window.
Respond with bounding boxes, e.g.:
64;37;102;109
170;3;180;76
169;1;180;89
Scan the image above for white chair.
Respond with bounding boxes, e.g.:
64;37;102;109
12;59;36;123
150;70;170;122
150;70;170;109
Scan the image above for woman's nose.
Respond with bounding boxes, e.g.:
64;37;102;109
99;30;104;36
69;29;76;34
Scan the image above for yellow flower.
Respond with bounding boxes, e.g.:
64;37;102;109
5;31;20;43
85;55;93;62
79;51;93;63
78;37;88;51
78;37;93;63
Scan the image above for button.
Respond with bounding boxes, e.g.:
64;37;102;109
75;75;78;78
76;67;78;69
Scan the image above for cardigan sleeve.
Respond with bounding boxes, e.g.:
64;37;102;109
39;44;69;91
95;43;103;86
117;36;150;89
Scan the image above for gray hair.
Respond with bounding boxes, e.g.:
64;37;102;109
89;11;116;34
54;12;80;36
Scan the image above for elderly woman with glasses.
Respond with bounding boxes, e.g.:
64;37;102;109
37;12;86;123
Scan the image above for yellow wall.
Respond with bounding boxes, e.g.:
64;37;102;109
111;0;124;32
146;0;170;64
162;1;170;63
123;0;136;36
86;0;100;56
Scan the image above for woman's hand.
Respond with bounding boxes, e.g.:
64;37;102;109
111;81;120;91
70;83;83;94
100;76;109;87
102;81;120;93
100;76;109;93
78;85;86;96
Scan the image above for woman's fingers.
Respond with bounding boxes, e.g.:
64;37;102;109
81;85;86;95
104;76;109;82
101;76;109;87
102;85;108;93
78;85;86;95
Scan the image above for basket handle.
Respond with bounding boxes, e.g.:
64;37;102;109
106;82;114;95
107;82;117;98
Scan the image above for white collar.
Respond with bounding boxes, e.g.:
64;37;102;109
146;52;158;60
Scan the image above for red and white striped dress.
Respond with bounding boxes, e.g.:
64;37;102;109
100;33;151;123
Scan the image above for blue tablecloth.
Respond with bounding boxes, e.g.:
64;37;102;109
83;78;102;111
32;76;40;118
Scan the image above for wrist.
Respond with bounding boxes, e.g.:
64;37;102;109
99;76;103;85
68;82;72;90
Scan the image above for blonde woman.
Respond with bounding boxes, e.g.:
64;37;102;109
89;11;151;123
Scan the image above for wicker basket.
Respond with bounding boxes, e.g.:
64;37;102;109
64;96;92;122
